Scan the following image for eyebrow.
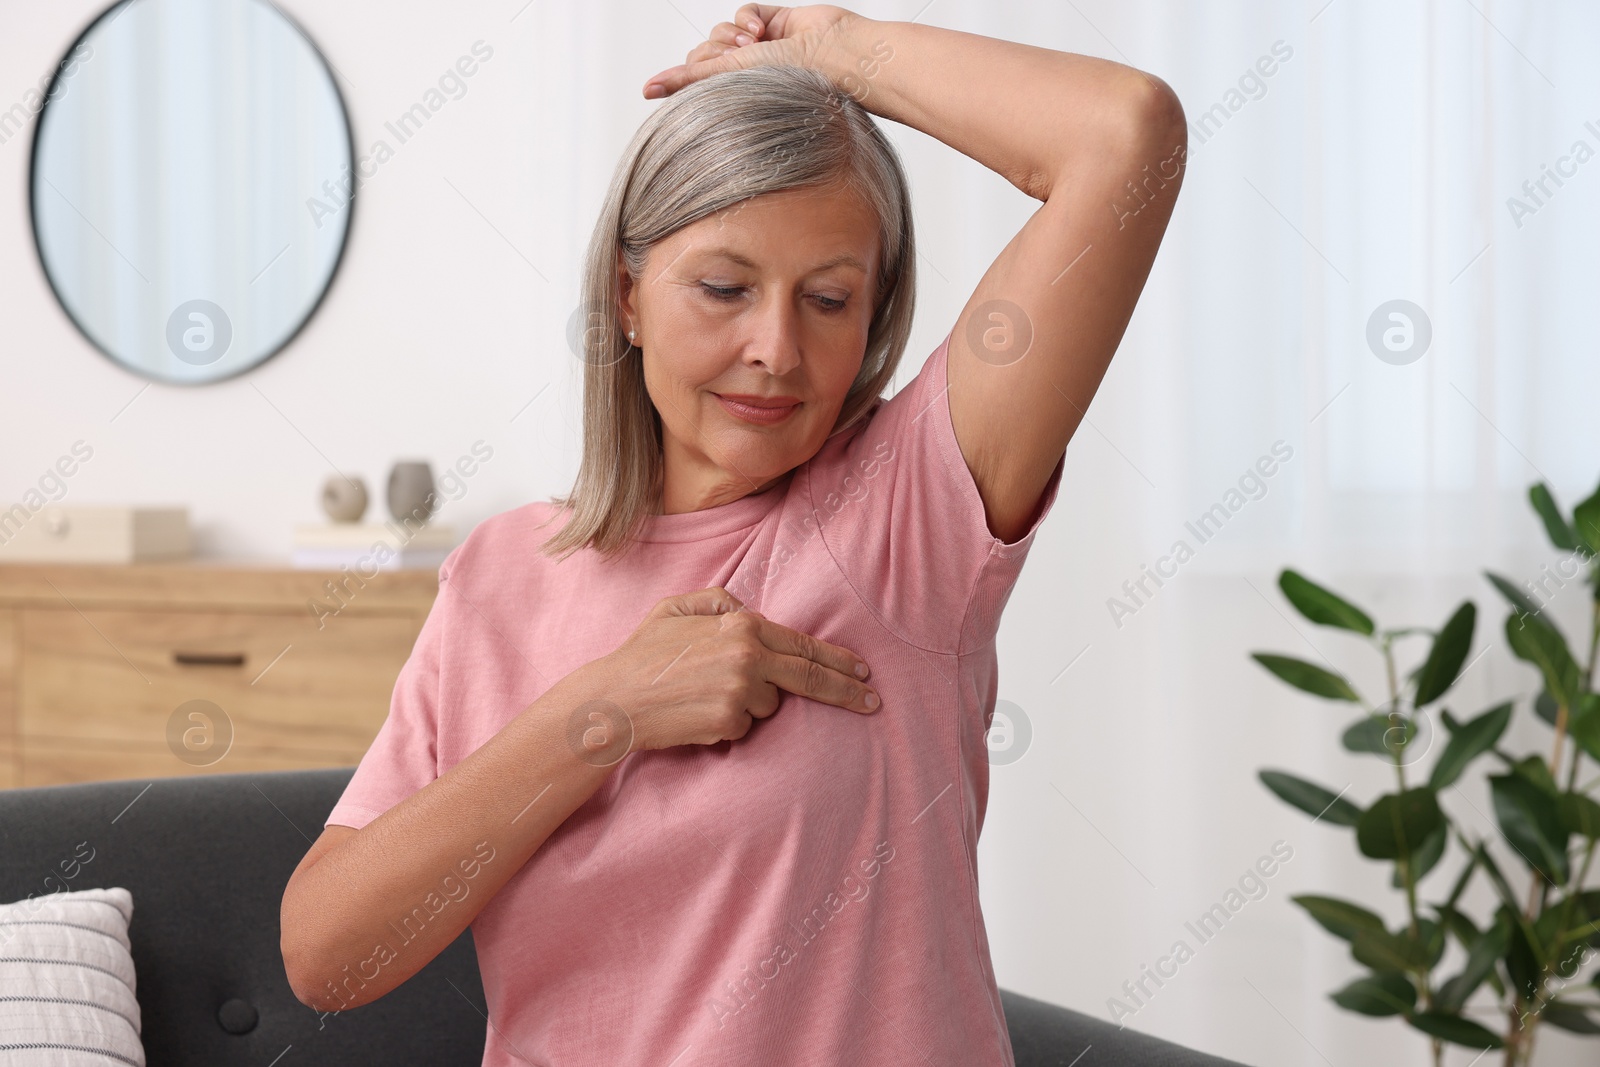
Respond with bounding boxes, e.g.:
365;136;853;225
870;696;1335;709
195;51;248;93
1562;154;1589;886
698;248;870;275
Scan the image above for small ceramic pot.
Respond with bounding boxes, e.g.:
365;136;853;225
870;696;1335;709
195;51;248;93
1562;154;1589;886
387;461;438;523
320;475;368;523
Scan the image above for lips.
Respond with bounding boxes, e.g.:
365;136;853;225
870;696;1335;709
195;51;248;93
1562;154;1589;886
714;393;801;425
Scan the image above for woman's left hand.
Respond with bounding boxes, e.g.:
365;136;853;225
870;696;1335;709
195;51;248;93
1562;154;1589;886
642;4;858;99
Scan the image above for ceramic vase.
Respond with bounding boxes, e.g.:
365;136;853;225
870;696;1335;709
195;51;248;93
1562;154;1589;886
320;475;368;523
387;461;438;524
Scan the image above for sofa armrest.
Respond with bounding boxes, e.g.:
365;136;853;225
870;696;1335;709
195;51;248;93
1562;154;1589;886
1001;988;1254;1066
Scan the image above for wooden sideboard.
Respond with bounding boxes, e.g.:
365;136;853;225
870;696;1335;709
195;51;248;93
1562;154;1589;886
0;561;438;789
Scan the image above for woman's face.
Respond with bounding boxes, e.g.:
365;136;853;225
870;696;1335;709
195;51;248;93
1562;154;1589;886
618;178;881;512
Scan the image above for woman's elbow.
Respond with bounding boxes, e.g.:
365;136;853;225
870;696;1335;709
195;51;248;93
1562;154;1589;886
280;883;365;1013
1125;71;1188;155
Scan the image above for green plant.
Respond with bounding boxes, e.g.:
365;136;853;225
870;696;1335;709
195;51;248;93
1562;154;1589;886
1252;479;1600;1066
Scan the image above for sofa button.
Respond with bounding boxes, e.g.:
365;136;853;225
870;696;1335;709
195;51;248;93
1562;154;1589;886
218;998;259;1034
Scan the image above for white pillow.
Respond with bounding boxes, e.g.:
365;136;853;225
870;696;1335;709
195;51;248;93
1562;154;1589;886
0;885;145;1066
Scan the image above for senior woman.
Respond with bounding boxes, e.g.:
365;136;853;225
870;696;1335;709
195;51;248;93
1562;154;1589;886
281;5;1185;1064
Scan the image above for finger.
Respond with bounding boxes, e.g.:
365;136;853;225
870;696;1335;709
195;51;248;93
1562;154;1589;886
663;587;745;617
754;618;870;681
762;647;879;714
731;4;773;37
643;43;758;98
685;40;736;65
708;21;753;47
745;679;782;720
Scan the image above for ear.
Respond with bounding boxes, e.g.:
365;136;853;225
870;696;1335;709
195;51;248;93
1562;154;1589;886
613;249;637;337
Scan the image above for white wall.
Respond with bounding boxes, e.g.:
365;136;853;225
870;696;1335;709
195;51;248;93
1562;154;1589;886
4;2;1598;1065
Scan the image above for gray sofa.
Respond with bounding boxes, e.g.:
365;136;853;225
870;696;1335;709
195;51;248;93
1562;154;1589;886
0;768;1251;1065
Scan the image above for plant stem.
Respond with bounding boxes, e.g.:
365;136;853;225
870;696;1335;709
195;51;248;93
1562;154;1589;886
1381;636;1425;949
1549;697;1569;783
1586;594;1599;693
1574;596;1600;794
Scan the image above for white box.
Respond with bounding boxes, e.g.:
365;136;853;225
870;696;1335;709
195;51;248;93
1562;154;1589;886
0;506;191;562
290;522;456;571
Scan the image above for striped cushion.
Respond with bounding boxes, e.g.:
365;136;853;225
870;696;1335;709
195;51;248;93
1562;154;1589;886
0;886;144;1066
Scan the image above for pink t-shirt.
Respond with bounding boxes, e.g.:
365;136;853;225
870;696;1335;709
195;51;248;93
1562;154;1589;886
326;328;1064;1066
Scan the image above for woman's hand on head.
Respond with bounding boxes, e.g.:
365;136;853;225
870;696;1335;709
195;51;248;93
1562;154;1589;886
643;4;859;99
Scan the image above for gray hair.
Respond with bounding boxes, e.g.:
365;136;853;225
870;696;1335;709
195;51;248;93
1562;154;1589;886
538;64;917;562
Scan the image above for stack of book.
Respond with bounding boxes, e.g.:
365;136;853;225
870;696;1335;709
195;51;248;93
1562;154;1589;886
291;521;456;571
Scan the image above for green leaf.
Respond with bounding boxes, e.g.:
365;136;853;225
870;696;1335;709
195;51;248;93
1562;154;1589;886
1434;914;1510;1014
1393;822;1448;888
1414;603;1476;706
1291;894;1387;943
1442;848;1480;910
1357;789;1444;860
1571;483;1600;556
1418;917;1447;968
1408;1011;1505;1049
1278;569;1376;635
1436;900;1508;997
1512;755;1561;798
1352;926;1431;973
1505;912;1543;997
1430;701;1512;790
1330;972;1416;1016
1556;891;1600;950
1571;693;1600;762
1529;482;1579;551
1490;772;1570;884
1557;917;1600;951
1535;689;1560;726
1504;611;1584;711
1251;653;1361;701
1559;792;1600;839
1540;1001;1600;1035
1343;714;1416;756
1432;902;1478;952
1484;570;1546;621
1259;770;1361;826
1474;843;1522;914
1534;900;1592;976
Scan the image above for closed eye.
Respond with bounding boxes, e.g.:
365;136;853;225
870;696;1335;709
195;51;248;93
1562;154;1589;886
699;283;848;313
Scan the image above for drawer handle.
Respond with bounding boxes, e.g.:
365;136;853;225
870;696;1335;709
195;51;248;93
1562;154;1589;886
173;652;247;667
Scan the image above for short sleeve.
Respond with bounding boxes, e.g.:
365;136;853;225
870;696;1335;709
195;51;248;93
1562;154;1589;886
809;328;1065;654
323;547;461;831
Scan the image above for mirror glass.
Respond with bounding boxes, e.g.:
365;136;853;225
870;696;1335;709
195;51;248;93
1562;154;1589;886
30;0;353;385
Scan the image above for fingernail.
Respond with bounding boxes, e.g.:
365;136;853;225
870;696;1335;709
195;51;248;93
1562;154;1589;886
735;33;752;45
863;691;879;709
644;83;665;99
854;662;869;679
746;19;761;33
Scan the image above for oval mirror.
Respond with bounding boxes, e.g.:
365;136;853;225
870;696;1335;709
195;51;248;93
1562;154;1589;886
29;0;354;385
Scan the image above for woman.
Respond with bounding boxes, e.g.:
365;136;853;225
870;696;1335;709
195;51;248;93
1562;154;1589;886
281;5;1185;1064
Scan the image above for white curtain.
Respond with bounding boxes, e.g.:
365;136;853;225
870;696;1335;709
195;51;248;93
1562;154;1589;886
948;2;1600;1064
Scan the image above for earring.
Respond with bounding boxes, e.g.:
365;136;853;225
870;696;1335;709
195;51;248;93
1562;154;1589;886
629;329;637;344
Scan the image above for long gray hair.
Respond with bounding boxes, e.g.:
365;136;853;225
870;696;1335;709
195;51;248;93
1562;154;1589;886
538;64;917;562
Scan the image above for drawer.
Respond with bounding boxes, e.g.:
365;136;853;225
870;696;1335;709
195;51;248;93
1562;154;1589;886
21;608;422;755
19;739;367;789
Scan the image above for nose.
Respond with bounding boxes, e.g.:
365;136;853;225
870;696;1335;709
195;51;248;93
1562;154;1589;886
740;295;802;377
